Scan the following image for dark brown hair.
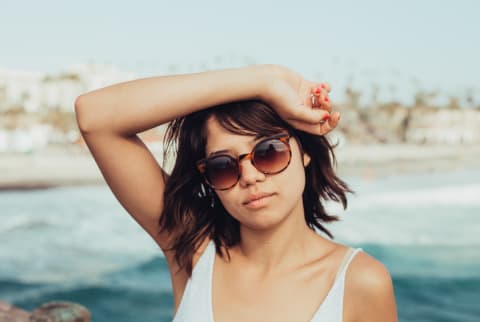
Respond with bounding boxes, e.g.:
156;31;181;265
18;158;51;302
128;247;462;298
159;100;354;277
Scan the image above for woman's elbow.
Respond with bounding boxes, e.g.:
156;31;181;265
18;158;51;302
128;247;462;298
74;94;97;134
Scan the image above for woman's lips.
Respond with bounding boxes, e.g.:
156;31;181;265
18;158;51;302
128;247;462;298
243;193;275;209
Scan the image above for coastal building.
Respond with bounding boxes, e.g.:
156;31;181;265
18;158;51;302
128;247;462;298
406;108;480;144
0;125;50;153
0;69;44;113
0;64;136;113
2;64;479;151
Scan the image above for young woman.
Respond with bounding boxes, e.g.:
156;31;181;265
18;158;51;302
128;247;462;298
74;64;398;322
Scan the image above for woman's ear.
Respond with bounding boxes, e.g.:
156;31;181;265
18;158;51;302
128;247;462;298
303;152;311;167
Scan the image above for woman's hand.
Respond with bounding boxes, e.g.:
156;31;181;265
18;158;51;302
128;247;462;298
260;64;340;135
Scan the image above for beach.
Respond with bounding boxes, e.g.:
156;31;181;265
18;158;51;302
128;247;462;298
1;143;479;190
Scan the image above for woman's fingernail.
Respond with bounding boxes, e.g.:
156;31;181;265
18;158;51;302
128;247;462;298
324;96;329;102
323;114;330;121
314;88;321;94
321;83;326;89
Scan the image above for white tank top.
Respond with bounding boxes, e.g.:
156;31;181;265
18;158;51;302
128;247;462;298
172;239;363;322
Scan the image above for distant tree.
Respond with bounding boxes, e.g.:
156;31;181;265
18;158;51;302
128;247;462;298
414;91;427;108
448;96;460;110
40;108;76;133
0;85;7;112
400;108;412;142
465;88;475;109
345;86;361;110
413;90;438;108
370;83;380;109
59;73;81;81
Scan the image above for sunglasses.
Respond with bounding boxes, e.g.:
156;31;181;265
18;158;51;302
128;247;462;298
196;132;292;190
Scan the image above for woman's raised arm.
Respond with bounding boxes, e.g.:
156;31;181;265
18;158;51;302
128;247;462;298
76;65;275;136
74;64;336;252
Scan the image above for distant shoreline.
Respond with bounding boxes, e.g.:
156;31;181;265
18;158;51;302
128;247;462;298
1;143;479;191
334;143;480;179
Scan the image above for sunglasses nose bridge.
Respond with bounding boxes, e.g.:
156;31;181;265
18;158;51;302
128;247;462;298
237;151;265;184
238;151;256;171
238;151;254;162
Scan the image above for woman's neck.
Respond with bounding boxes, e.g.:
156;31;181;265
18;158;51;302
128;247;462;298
235;204;326;278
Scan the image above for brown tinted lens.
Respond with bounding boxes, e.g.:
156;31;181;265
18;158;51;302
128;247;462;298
206;155;239;189
253;138;290;174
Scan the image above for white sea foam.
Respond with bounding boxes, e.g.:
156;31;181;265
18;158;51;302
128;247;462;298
323;182;480;246
351;183;480;207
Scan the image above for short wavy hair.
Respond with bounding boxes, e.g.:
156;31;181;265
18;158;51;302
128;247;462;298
159;100;353;277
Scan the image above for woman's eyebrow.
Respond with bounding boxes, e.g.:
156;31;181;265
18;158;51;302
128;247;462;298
207;149;232;157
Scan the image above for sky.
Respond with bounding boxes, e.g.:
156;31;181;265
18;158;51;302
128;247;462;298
1;0;479;105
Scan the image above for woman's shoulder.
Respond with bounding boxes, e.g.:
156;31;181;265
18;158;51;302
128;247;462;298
330;239;390;286
343;247;397;321
346;249;392;289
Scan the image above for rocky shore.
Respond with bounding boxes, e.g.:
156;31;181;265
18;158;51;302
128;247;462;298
0;300;91;322
1;143;479;190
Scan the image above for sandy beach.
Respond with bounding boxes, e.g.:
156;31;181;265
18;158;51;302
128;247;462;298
1;143;479;190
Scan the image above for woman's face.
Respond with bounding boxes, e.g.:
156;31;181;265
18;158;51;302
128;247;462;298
204;116;311;231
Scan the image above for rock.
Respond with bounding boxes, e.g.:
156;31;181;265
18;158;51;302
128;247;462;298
0;301;90;322
0;301;30;322
30;302;90;322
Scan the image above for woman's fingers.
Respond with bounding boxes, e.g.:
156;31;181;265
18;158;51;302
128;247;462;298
292;105;330;125
288;110;341;135
311;84;332;112
312;82;331;94
319;92;332;112
327;111;340;130
320;82;331;93
282;78;337;135
289;119;334;135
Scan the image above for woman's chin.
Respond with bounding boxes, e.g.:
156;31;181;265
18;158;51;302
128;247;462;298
239;213;287;231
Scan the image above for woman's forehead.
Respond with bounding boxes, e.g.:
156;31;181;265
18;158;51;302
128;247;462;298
205;120;258;154
204;118;298;158
203;115;296;155
206;116;280;152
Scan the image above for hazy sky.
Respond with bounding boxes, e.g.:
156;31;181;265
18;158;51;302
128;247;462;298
1;0;479;104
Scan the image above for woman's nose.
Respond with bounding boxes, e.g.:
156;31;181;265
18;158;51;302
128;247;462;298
238;159;265;187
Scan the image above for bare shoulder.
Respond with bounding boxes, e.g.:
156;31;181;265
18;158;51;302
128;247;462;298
344;251;398;322
347;251;393;291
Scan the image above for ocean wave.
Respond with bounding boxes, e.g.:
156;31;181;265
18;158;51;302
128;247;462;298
351;183;480;207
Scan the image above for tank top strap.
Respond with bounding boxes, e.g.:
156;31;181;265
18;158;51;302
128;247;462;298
334;247;363;281
172;239;216;322
191;238;216;277
309;247;363;322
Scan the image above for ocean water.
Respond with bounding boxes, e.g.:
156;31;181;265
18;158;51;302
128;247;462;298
1;169;479;322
